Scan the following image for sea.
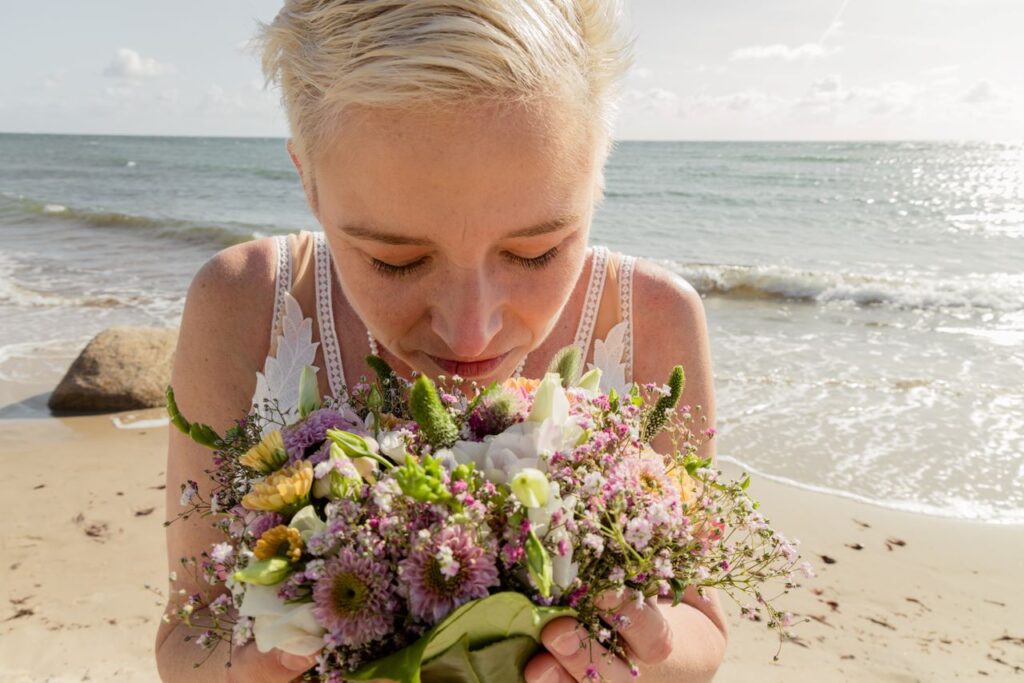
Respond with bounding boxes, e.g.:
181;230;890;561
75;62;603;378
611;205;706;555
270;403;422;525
1;133;1021;524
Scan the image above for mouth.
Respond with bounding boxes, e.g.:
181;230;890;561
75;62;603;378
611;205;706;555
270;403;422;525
426;351;511;379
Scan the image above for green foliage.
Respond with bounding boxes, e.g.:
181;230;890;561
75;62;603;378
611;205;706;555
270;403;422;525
545;344;582;388
297;365;322;418
366;354;409;418
394;455;456;509
639;365;686;443
232;557;292;585
525;531;553;598
347;592;575;683
166;385;221;449
409;375;459;449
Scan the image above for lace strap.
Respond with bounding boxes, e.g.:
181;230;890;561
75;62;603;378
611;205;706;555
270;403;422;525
572;246;609;360
618;254;637;383
269;234;292;353
314;232;347;399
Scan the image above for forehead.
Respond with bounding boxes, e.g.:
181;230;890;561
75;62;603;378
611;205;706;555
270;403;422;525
313;99;598;237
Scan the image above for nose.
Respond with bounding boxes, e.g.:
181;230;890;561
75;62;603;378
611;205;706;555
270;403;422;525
431;265;505;359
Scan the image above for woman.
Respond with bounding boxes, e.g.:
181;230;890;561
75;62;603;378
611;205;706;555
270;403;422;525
154;1;726;681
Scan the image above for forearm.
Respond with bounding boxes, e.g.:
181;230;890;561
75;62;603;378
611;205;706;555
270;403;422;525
640;599;727;683
156;620;231;683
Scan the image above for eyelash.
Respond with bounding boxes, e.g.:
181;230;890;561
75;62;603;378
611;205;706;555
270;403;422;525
370;246;561;278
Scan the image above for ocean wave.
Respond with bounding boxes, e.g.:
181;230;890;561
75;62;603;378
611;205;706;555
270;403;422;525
717;455;1024;525
0;194;271;248
665;261;1024;312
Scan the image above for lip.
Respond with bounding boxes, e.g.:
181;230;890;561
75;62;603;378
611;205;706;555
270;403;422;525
426;351;510;378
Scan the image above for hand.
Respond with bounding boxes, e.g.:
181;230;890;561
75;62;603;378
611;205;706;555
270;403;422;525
226;642;318;683
524;589;673;683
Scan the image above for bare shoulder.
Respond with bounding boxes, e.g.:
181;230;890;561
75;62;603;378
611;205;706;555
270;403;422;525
173;236;279;425
630;258;711;382
629;258;716;456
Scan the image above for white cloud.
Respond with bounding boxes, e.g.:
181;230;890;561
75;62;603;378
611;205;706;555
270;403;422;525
631;67;654;81
103;48;173;79
960;80;1000;104
621;87;680;113
729;42;840;61
922;64;961;76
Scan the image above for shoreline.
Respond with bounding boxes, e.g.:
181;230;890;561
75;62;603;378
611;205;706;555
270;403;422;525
0;406;1021;681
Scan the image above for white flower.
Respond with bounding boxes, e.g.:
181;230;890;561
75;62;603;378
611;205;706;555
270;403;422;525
288;505;326;542
442;375;582;485
237;584;325;656
435;544;460;578
510;468;550;508
625;517;652;550
379;429;411;461
583;533;605;555
210;543;234;564
179;482;198;507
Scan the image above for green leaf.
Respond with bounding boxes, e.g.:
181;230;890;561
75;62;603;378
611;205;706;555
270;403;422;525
187;422;221;449
165;385;191;435
420;634;539;683
669;578;688;607
347;593;575;683
575;367;601;393
525;531;553;598
297;365;321;418
232;557;292;585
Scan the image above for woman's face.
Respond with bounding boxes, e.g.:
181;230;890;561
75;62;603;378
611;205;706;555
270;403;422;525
294;98;604;382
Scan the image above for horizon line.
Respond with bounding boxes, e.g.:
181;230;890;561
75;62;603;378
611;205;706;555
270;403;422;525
1;130;1022;145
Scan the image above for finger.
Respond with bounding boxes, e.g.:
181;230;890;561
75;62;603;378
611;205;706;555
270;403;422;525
524;651;576;683
595;589;673;665
228;642;317;682
540;617;633;682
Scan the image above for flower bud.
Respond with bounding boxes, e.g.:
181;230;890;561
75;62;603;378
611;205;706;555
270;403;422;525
510;468;550;508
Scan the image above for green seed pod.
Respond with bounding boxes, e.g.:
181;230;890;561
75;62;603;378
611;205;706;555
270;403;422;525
639;365;686;443
409;375;459;449
545;345;582;388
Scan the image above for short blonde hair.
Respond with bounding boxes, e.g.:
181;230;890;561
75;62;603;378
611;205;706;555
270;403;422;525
256;0;635;167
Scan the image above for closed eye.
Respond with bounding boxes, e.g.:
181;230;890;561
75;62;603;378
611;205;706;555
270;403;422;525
370;257;428;278
503;246;560;269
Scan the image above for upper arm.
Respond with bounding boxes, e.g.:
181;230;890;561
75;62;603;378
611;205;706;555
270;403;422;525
630;260;716;463
629;259;728;649
155;237;277;649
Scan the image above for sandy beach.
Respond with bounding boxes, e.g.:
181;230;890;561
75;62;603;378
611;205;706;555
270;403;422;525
1;394;1022;682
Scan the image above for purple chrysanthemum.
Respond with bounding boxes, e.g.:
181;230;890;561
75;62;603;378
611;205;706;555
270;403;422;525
283;408;362;463
312;548;397;648
398;526;499;624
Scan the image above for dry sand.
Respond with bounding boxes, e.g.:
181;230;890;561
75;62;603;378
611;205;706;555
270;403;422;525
1;403;1021;682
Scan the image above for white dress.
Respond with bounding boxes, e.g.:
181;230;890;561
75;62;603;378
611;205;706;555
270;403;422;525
252;231;637;414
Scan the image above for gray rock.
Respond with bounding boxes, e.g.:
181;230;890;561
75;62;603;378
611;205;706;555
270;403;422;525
49;326;178;412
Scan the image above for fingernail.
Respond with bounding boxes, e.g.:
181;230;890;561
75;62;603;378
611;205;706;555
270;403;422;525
278;652;315;671
550;629;580;657
535;664;561;683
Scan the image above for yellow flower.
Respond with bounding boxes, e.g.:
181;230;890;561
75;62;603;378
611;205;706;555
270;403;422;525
254;525;304;563
242;461;313;514
502;377;540;394
239;430;288;474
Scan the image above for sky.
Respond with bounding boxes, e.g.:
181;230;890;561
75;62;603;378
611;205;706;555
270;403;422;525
1;0;1022;140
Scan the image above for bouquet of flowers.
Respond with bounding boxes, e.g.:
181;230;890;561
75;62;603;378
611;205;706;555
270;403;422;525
165;334;808;682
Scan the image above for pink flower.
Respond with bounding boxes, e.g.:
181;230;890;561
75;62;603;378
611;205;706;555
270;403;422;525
312;548;398;647
398;525;499;624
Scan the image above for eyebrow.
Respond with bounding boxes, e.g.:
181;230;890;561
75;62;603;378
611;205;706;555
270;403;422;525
337;214;580;246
